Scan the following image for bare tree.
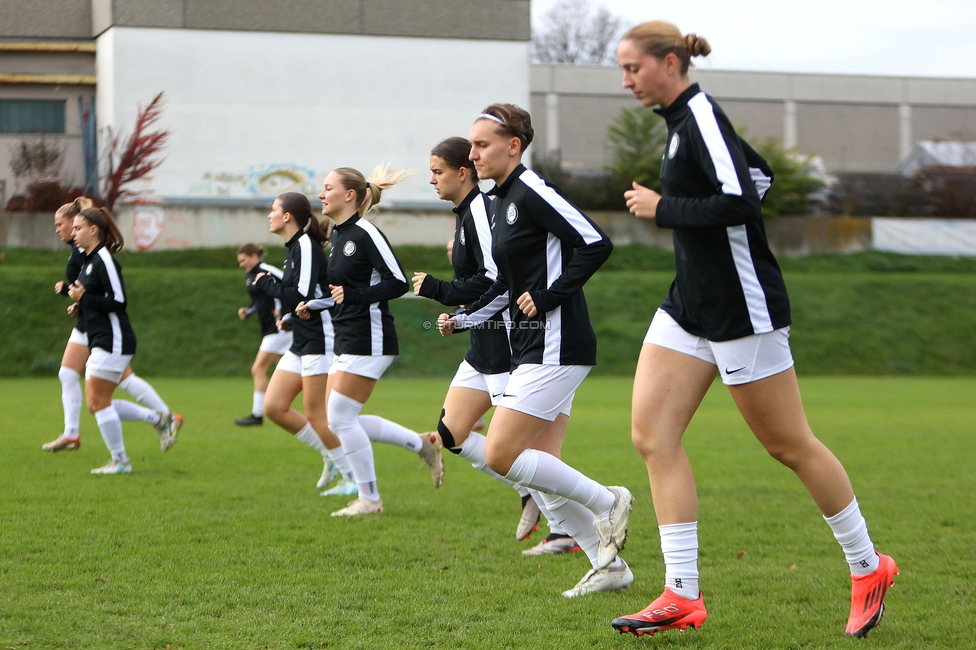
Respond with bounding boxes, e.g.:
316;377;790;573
532;0;625;65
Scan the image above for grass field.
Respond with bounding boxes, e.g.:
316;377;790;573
1;376;973;649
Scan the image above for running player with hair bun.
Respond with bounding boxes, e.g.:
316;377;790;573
252;192;357;495
609;21;896;639
414;136;577;555
439;104;632;597
234;243;292;427
67;207;180;473
307;165;444;517
44;198;181;455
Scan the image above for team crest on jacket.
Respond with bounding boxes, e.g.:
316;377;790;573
459;227;466;246
506;203;518;225
343;241;357;256
86;263;93;274
668;133;680;159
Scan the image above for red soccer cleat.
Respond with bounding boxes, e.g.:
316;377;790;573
611;588;707;637
845;553;898;638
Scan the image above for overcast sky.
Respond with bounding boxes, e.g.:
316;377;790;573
531;0;976;78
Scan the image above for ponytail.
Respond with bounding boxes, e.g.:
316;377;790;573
78;207;124;253
277;191;326;247
333;165;414;217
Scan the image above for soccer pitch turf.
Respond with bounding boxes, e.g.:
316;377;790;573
1;376;973;649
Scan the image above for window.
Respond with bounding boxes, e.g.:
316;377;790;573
0;100;66;134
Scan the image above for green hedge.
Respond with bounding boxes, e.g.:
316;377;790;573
2;245;975;377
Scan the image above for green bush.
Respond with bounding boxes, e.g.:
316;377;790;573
2;245;975;378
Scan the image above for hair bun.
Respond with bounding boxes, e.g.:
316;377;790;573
685;33;711;57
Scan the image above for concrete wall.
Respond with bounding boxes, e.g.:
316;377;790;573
95;26;530;207
1;208;876;257
0;0;92;39
1;0;529;41
532;64;976;175
90;0;530;41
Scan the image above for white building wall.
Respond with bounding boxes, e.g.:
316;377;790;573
96;27;530;206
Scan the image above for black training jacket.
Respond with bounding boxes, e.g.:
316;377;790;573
76;242;136;355
328;213;408;356
245;262;285;337
60;245;88;333
418;187;511;375
654;83;791;341
255;230;333;356
456;165;612;368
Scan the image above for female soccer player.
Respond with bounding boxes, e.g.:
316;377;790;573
439;104;632;596
608;21;897;638
252;192;355;494
233;243;292;427
316;165;443;517
66;207;179;473
413;137;576;555
46;198;180;455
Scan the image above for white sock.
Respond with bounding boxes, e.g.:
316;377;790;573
252;391;265;418
346;446;379;501
539;493;600;567
328;393;379;501
824;498;879;575
295;422;329;457
118;374;168;412
94;405;128;463
661;522;700;600
326;445;355;481
458;432;518;488
529;489;563;535
505;449;615;516
358;414;421;453
58;367;82;438
112;399;161;426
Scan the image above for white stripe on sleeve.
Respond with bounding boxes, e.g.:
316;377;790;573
688;92;742;196
355;220;406;283
469;194;498;280
260;262;284;280
297;235;312;297
750;167;772;200
97;247;125;303
519;169;603;245
455;291;509;328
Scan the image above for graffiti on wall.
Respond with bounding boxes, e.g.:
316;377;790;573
188;164;317;198
132;203;165;250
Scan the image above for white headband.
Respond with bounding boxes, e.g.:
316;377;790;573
477;113;505;126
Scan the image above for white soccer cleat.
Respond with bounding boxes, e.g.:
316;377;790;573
562;559;634;598
516;495;541;540
155;410;183;452
316;458;340;490
90;459;132;475
331;496;383;517
594;486;633;570
320;478;359;497
417;432;445;488
42;434;80;452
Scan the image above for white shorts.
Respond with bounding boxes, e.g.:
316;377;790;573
85;347;132;383
68;327;88;346
274;350;333;377
644;309;794;386
329;354;395;380
449;359;510;406
497;364;589;421
259;331;293;356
